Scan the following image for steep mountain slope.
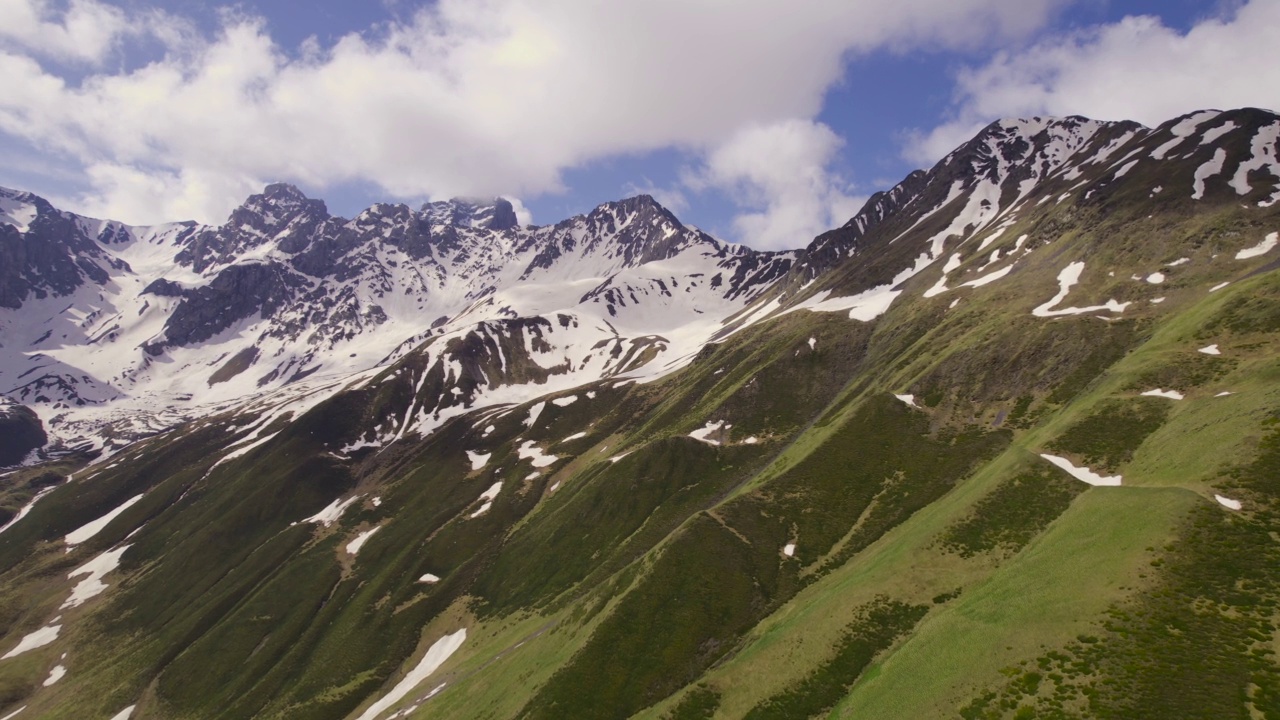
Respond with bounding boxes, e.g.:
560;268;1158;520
0;107;1278;720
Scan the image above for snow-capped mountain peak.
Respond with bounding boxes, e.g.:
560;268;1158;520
421;197;520;231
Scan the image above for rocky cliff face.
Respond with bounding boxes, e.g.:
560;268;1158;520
0;399;44;466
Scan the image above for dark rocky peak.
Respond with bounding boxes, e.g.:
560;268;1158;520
790;115;1140;283
229;183;328;230
178;184;331;273
936;115;1129;188
791;169;932;279
519;195;700;278
355;202;414;227
0;186;58;234
580;194;706;261
591;194;683;231
421;197;519;230
841;169;931;235
0;188;112;308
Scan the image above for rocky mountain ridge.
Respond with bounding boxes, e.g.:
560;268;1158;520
0;184;793;455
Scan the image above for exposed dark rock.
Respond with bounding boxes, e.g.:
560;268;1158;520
143;278;185;297
0;400;45;465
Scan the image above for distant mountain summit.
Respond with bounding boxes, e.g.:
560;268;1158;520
421;197;520;230
0;181;792;452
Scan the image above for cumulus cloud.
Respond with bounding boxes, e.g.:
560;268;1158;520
0;0;129;63
622;179;689;216
0;0;189;64
0;0;1069;225
906;0;1280;165
683;120;864;251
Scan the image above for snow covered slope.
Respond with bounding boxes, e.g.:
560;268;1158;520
774;108;1280;314
0;186;790;456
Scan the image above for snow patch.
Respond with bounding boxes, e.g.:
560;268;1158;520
346;526;381;556
561;432;587;443
1191;148;1227;200
62;545;130;609
1235;232;1278;260
551;395;578;407
923;253;963;298
43;664;66;686
417;573;440;584
782;543;796;557
354;629;467;720
0;195;36;232
523;401;546;429
1145;272;1165;284
1214;494;1242;511
960;264;1013;289
1;624;61;659
1230;122;1280;204
1199;121;1237;145
1210;282;1230;292
1039;454;1122;486
1032;262;1129;317
688;420;724;446
789;252;935;322
1215;391;1234;397
1140;389;1184;400
304;496;360;527
465;450;490;471
1198;344;1221;355
109;706;136;720
807;337;816;351
517;441;558;468
469;481;503;518
0;486;55;535
893;394;919;408
65;494;144;548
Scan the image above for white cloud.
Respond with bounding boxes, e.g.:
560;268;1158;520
503;195;533;226
622;179;689;216
684;120;865;250
0;0;1069;225
0;0;128;63
0;0;190;65
906;1;1280;165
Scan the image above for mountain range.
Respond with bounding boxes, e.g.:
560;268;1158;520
0;106;1278;720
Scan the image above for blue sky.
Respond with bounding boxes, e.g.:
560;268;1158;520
0;0;1273;249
